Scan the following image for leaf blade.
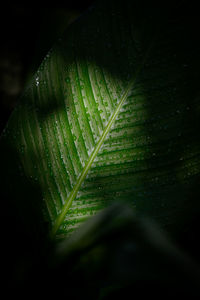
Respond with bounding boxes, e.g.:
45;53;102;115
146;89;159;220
1;0;200;240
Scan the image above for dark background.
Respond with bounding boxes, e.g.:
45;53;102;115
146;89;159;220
0;1;94;133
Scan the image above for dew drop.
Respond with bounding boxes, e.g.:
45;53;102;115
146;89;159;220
35;76;39;86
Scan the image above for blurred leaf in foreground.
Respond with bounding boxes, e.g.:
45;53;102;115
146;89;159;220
45;203;200;299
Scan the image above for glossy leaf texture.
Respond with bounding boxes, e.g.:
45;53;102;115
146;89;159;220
1;0;200;240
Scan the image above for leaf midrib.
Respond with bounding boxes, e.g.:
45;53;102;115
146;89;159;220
51;40;154;238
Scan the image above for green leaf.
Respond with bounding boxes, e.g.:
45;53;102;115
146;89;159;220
1;0;200;240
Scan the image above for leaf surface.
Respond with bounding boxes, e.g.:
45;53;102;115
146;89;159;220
1;0;200;240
